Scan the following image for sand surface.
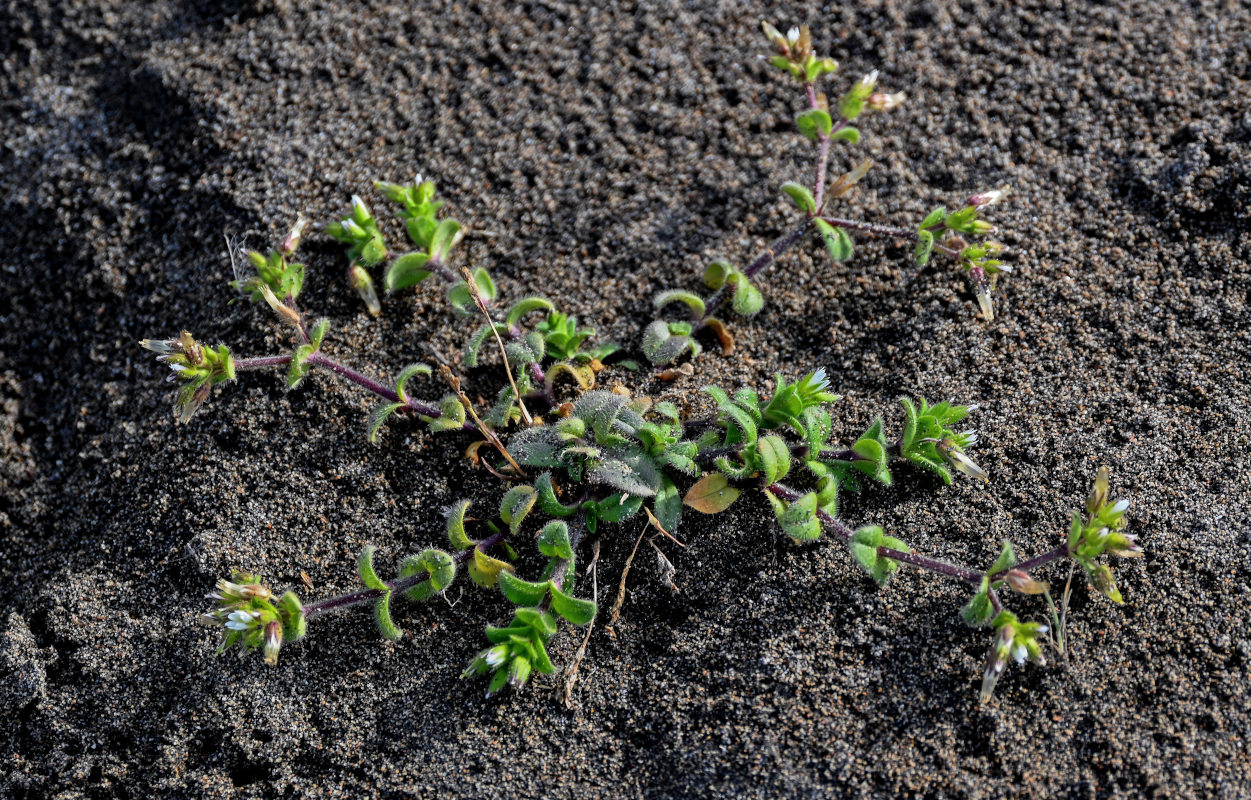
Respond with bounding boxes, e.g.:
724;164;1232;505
2;1;1249;797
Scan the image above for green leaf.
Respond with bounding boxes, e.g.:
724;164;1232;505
961;576;995;627
386;252;432;291
815;475;838;517
653;290;707;317
499;485;538;534
641;320;697;365
757;435;791;484
777;492;822;542
472;267;497;302
400;548;459;602
814;219;853;262
920;206;946;230
900;398;919;451
849;526;905;586
535;472;578;518
309;319;329;349
549;584;597;625
596;492;644;524
703;261;735;289
654;475;681;533
538;520;574;560
394;363;431;403
445;500;475;551
374;592;401;640
731;276;764;316
914;230;934;266
795;108;833;141
683;473;740;514
506;296;555;326
499;571;550;607
781;182;816;214
989;541;1017;576
358;545;388;591
360;237;387;266
467;547;512;588
589;460;657;497
830;126;861;144
365;402;404;444
426;394;466;432
429;218;462;260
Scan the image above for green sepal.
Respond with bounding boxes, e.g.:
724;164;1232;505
394;363;431;403
400;548;457;602
781;182;816;214
731;275;764;315
368;401;406;443
426;394;466;432
499;485;538;534
851;418;893;486
374;592;402;640
989;541;1017;576
445;500;475;551
830;126;861;144
796;108;833;141
535;472;578;518
499;572;550;607
757;435;792;484
538;520;574;560
914;230;935;266
278;591;306;641
385;252;432;292
849;525;907;586
357;545;388;591
814;219;853;262
654;289;707;317
549;584;597;625
961;576;995;627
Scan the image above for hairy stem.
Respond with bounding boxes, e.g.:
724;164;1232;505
765;482;983;583
304;532;506;620
818;216;961;258
701;222;811;321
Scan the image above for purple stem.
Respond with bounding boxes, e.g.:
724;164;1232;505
235;351;477;431
304;532;506;620
818;216;961;258
765;482;983;583
1009;546;1069;576
701;223;811;320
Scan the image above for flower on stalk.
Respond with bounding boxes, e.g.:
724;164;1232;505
1068;468;1139;602
980;610;1047;702
139;331;236;423
201;572;305;665
934;434;989;483
462;607;558;697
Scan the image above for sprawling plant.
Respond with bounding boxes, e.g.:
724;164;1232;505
142;23;1137;702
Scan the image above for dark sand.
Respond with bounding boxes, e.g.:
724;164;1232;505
2;1;1249;797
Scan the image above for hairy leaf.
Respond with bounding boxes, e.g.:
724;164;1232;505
684;473;741;514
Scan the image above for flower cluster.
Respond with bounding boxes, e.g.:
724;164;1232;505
980;610;1048;702
200;573;305;665
1068;467;1139;602
138;331;235;423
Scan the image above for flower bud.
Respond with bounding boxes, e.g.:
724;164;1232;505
966;188;1008;209
866;91;906;111
281;214;308;256
350;195;373;225
1005;569;1049;595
